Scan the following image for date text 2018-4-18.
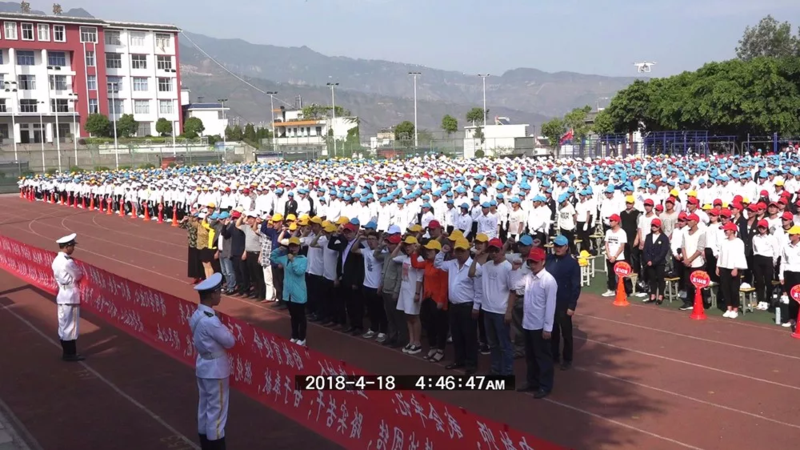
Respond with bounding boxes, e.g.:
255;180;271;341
295;375;515;391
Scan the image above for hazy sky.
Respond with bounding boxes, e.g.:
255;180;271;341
60;0;800;77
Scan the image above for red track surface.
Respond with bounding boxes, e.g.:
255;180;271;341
1;196;800;450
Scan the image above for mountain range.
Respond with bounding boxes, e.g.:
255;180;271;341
0;4;641;137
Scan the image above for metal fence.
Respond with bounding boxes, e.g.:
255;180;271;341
0;160;28;193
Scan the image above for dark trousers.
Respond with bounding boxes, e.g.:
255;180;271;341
560;227;576;254
686;265;708;305
232;255;247;293
719;268;741;309
245;251;265;298
363;287;387;333
345;286;364;330
511;297;525;355
382;292;408;344
784;271;800;324
524;329;554;393
647;264;666;298
449;302;478;369
333;285;349;325
478;309;487;346
421;298;448;350
606;259;619;291
576;222;591;252
318;278;335;321
752;255;773;304
484;311;513;375
273;266;285;302
551;309;573;364
287;301;307;340
306;274;323;316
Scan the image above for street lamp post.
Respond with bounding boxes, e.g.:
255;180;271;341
478;74;490;126
108;82;119;169
38;100;46;173
4;81;18;161
326;83;338;157
69;93;77;167
217;98;227;149
408;72;421;148
266;91;277;150
50;75;62;173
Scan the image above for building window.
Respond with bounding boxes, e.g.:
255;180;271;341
21;23;33;41
0;53;3;65
134;100;149;114
48;51;66;67
155;33;171;49
53;24;65;42
159;100;173;114
133;77;148;92
49;75;68;91
107;76;123;92
108;99;124;114
17;74;35;90
105;30;121;45
85;50;95;67
156;55;172;71
50;99;69;113
157;77;172;92
37;23;49;41
4;22;17;40
129;31;145;47
131;54;147;70
137;122;151;137
0;99;6;113
87;75;97;91
80;26;97;43
106;53;122;69
88;98;98;114
16;50;34;66
20;99;38;113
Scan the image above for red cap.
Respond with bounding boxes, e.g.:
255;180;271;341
644;198;654;206
687;213;700;223
757;219;769;228
720;209;732;218
427;220;442;229
757;202;767;210
760;190;769;197
678;212;688;220
655;204;664;212
231;211;241;219
665;197;676;204
708;208;720;216
687;197;699;205
527;247;546;262
609;214;621;222
782;211;794;220
385;234;402;244
488;238;503;249
713;198;722;205
748;204;759;212
225;187;232;192
733;195;743;203
778;198;787;205
651;218;662;227
731;202;743;210
243;188;250;194
722;222;738;232
343;223;359;232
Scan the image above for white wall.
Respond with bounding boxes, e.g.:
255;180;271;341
187;109;228;137
463;123;529;158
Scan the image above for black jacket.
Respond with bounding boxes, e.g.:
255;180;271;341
643;232;670;265
327;235;365;288
545;254;581;311
285;199;298;217
224;222;245;257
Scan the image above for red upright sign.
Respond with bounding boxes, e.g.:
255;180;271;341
690;271;710;289
613;261;632;277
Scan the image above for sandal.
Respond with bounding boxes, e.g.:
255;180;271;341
423;349;437;360
431;350;445;363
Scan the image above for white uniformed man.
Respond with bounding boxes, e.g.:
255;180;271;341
51;233;84;361
190;273;235;450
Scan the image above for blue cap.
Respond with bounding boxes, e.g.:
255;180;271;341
195;273;223;292
365;221;378;230
557;193;569;204
422;202;432;208
210;213;219;220
481;202;491;208
553;235;569;246
350;218;360;226
518;235;533;246
461;202;470;209
219;212;230;219
287;191;294;196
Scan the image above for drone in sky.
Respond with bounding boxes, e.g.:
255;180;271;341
634;62;656;73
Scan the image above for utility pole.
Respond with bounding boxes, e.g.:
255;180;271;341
217;98;227;148
266;91;278;150
326;83;338;157
478;74;490;126
408;72;421;148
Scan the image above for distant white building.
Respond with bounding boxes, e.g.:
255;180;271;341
272;107;358;156
463;116;530;158
180;88;229;137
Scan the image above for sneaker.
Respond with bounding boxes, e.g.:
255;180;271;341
679;291;687;299
401;343;413;353
447;335;453;343
679;304;693;311
424;349;437;360
722;310;732;318
375;333;387;343
601;290;615;297
479;344;490;355
781;322;792;328
362;330;376;339
290;338;297;343
406;345;422;355
296;339;306;346
635;292;648;298
643;298;654;303
728;311;738;319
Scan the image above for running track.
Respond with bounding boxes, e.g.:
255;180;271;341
1;196;799;450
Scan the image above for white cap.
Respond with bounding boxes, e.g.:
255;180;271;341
387;225;402;235
246;211;258;218
279;239;290;246
198;212;207;219
194;273;223;292
56;233;77;245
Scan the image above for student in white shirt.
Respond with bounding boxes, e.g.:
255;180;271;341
350;230;387;341
681;213;707;311
602;214;627;297
779;226;800;330
717;222;748;318
389;236;424;354
751;219;780;310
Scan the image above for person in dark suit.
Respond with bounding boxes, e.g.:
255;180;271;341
545;235;580;370
327;222;366;335
284;192;298;217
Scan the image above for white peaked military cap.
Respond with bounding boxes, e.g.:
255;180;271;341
194;273;223;292
56;233;77;245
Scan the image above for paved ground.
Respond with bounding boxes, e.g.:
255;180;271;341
0;397;34;450
1;196;800;450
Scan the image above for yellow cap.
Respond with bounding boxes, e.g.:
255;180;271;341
702;204;712;211
423;240;442;251
207;202;216;208
776;180;784;186
578;258;588;267
722;202;728;208
298;218;309;226
285;214;297;221
299;214;310;221
321;220;332;228
408;224;423;233
288;237;301;245
687;190;697;197
448;230;464;241
743;197;750;204
336;216;350;225
474;233;489;243
403;236;418;245
453;239;470;250
310;216;323;224
288;223;298;231
323;223;337;233
580;250;590;257
625;195;635;204
669;189;679;197
271;213;283;222
789;225;800;235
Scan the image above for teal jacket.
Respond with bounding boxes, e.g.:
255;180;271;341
270;249;308;304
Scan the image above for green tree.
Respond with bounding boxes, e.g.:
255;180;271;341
540;118;565;149
394;121;415;143
85;113;110;137
466;107;489;125
592;109;615;136
563;105;593;141
736;15;799;61
183;117;205;139
441;114;458;135
155;118;172;136
244;123;257;142
225;125;243;141
115;114;138;138
302;104;351;119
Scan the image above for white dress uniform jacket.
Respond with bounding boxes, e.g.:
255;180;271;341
52;252;83;340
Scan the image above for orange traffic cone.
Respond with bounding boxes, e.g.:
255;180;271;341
107;198;113;215
98;197;104;213
19;189;24;199
791;299;800;339
29;189;34;202
143;204;150;221
690;287;707;320
130;201;137;219
60;193;65;205
119;200;125;217
51;192;55;203
81;196;86;209
89;196;95;210
157;203;164;224
613;275;630;307
171;206;179;227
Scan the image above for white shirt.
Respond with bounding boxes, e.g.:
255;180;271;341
362;245;382;289
477;213;499;239
434;253;480;309
474;259;514;314
319;236;339;281
557;203;575;230
190;304;235;379
394;254;423;305
780;241;800;280
752;233;780;264
302;233;324;276
717;238;748;270
52;252;83;305
517;269;557;332
605;228;627;261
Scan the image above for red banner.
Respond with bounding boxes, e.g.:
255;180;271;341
0;235;564;450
